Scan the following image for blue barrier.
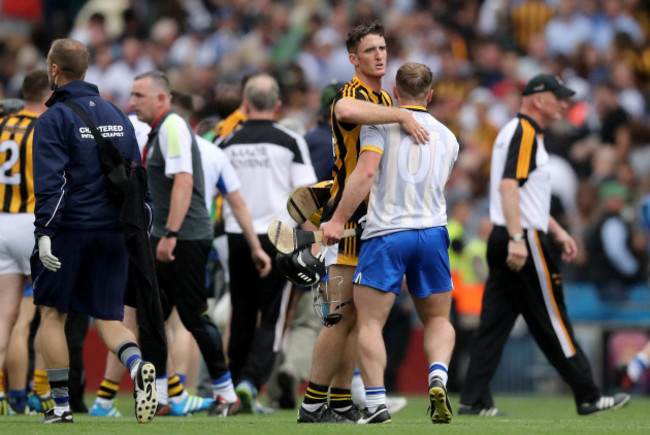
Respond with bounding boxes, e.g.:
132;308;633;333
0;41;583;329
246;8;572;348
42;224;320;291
565;282;650;325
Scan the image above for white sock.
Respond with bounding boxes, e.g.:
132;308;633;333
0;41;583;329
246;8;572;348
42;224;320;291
53;404;71;415
428;362;449;386
351;368;366;408
364;387;386;413
301;403;324;412
212;373;237;402
95;397;113;408
170;390;188;403
129;362;140;380
628;352;650;382
156;377;168;405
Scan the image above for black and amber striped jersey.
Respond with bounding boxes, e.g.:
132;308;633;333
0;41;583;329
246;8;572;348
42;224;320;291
489;113;551;232
212;109;247;225
0;110;38;213
510;0;554;50
322;76;392;225
213;109;247;140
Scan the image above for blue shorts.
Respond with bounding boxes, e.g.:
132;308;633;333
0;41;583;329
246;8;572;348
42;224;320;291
354;227;453;298
31;228;128;320
24;281;33;297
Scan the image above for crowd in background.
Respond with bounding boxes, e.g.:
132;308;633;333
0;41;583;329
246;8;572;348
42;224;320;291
1;0;649;304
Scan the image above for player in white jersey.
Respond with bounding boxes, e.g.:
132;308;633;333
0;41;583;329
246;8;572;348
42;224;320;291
321;62;458;425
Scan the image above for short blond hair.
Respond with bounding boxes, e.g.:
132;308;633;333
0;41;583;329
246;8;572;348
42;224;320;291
395;62;433;101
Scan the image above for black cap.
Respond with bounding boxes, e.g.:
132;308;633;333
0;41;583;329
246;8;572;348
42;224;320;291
318;81;345;119
521;74;575;98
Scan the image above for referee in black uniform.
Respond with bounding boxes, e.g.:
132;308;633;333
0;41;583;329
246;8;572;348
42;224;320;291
458;74;630;416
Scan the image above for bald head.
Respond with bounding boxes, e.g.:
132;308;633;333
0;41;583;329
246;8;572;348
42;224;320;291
243;74;280;113
48;39;89;82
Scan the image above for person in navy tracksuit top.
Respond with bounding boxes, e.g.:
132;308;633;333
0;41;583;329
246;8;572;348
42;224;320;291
31;38;156;424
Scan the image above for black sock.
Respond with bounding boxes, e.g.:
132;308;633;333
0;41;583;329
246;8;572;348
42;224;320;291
303;382;328;407
329;387;353;411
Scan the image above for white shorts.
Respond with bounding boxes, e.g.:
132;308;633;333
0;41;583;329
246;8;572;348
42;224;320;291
0;213;35;275
323;243;340;267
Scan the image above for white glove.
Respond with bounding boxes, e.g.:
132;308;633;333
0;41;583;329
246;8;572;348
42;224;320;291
38;235;61;272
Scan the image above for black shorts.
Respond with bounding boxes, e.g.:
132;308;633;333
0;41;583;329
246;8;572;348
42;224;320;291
32;228;128;320
151;237;212;319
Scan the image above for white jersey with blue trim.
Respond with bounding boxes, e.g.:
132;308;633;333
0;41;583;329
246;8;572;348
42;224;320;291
359;107;459;240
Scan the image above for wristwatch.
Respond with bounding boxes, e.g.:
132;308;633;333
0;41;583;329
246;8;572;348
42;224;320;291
163;227;178;238
510;233;524;243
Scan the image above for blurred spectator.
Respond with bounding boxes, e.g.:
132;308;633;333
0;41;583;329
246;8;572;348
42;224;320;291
298;27;343;90
591;82;630;146
6;43;44;97
70;0;129;41
304;81;343;182
610;62;646;118
149;17;180;69
640;177;650;269
589;0;643;54
473;37;504;89
571;180;601;279
69;12;108;48
573;42;609;84
627;121;650;178
102;37;155;110
84;43;113;96
544;0;591;56
477;0;508;37
548;153;580;233
584;181;644;302
459;87;500;174
510;0;554;51
168;23;218;68
590;145;620;183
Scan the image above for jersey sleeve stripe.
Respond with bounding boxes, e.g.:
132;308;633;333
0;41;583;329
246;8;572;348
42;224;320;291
516;119;535;179
360;145;383;155
164;117;181;156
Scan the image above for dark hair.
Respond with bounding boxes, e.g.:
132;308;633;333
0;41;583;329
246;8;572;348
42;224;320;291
170;90;193;112
22;70;50;103
89;12;105;24
134;70;171;93
49;39;89;80
395;62;433;100
345;22;385;54
215;86;242;118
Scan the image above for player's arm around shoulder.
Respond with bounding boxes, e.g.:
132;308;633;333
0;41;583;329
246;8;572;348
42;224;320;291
334;98;428;143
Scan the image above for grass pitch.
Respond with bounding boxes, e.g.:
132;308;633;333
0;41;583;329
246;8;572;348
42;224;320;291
1;394;649;434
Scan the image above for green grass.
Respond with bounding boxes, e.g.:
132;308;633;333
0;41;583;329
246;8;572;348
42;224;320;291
1;394;649;434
